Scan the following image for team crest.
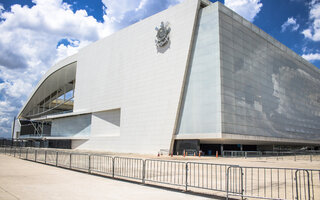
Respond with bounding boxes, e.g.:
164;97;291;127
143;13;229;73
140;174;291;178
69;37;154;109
155;22;171;47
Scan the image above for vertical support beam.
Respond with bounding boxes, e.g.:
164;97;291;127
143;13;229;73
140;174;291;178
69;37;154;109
221;144;224;157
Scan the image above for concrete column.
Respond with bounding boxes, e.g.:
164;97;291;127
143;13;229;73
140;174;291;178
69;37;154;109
220;144;224;157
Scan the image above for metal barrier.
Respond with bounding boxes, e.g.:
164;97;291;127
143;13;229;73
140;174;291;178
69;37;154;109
20;148;28;159
90;155;113;176
57;151;71;168
145;159;186;187
226;166;243;199
26;148;36;161
239;167;320;200
45;150;57;165
70;153;89;171
0;147;4;154
223;150;320;162
296;170;311;200
36;149;46;163
1;147;319;200
113;157;144;181
187;162;231;193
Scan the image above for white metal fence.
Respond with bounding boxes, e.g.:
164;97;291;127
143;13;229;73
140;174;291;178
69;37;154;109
1;147;319;200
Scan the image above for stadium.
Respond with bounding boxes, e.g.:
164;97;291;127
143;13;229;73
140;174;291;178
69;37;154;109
12;0;320;155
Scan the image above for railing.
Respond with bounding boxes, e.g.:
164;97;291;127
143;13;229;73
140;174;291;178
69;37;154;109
145;159;186;187
0;146;319;200
187;162;231;192
89;154;113;175
46;150;57;165
223;150;320;162
114;157;144;181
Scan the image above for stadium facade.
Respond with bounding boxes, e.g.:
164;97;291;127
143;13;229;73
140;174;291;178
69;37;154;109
13;0;320;154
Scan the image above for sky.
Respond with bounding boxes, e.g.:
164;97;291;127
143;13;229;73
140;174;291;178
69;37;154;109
0;0;319;138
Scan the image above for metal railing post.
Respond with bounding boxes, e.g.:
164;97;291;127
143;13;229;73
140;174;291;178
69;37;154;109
45;150;47;164
185;163;188;191
142;160;145;184
69;153;72;168
226;167;230;200
112;157;115;178
26;148;28;160
88;155;91;173
240;167;244;200
295;169;310;200
56;151;58;166
35;149;37;162
310;154;312;162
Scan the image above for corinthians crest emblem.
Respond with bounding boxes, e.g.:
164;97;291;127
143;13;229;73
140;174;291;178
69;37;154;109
155;21;171;47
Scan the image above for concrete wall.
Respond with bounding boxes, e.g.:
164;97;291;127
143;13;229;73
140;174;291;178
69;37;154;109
218;3;320;143
90;109;120;137
72;0;201;153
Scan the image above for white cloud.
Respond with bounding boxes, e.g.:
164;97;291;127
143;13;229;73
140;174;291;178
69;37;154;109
302;1;320;41
0;0;182;138
281;17;300;32
302;53;320;61
0;0;113;138
224;0;263;22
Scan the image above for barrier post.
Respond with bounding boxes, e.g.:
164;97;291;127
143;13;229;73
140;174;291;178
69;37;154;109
142;160;145;184
88;155;91;173
112;157;115;178
310;154;312;162
45;150;47;164
185;163;188;191
56;151;58;166
69;153;72;168
35;150;37;162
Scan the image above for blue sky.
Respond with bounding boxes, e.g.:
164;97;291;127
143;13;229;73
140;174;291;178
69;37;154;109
0;0;319;138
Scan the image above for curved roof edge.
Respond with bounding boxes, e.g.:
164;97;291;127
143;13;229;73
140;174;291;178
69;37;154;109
18;54;78;118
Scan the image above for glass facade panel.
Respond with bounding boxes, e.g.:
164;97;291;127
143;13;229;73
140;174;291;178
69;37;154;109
177;4;221;135
219;7;320;140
